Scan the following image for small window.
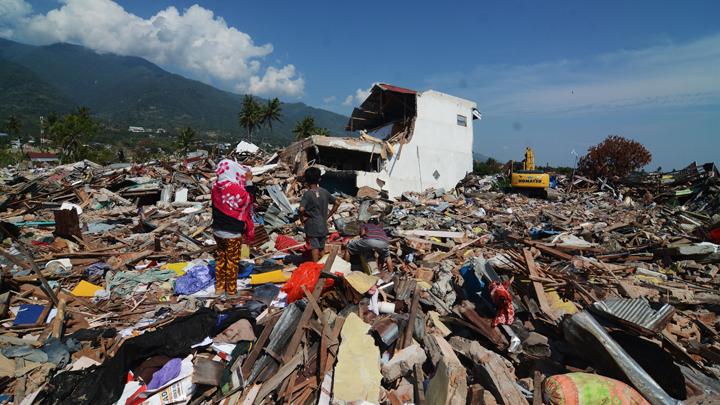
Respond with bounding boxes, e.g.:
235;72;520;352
456;114;467;127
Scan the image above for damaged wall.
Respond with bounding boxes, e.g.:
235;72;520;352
384;90;476;197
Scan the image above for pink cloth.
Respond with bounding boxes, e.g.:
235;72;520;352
490;280;514;327
212;159;254;241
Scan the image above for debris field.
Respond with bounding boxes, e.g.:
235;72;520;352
0;153;719;405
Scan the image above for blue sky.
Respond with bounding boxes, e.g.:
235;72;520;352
2;0;718;169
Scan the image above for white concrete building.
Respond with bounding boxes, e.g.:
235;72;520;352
281;84;480;198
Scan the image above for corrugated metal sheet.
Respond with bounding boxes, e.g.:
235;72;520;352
591;298;675;334
265;185;293;214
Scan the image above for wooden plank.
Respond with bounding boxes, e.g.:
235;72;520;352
282;246;338;362
11;240;59;306
322;316;346;376
301;285;324;321
253;347;308;404
414;364;426;405
450;336;528;405
520;239;574;261
456;304;509;350
402;284;421;349
532;370;543;405
524;248;557;321
51;298;66;339
319;317;330;382
241;313;280;379
397;230;465;239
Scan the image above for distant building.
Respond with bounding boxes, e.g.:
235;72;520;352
128;126;145;133
280;83;480;197
28;152;59;164
0;132;8;137
156;128;167;134
184;150;209;168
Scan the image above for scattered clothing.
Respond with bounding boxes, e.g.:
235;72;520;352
85;262;110;279
135;356;173;383
175;263;215;295
106;269;176;297
41;337;73;368
489;280;514;327
251;283;281;306
147;357;182;390
275;234;301;251
213;318;255;344
2;345;48;363
67;328;117;343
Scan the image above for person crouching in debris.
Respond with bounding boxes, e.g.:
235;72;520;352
300;167;340;262
345;217;394;272
211;159;255;296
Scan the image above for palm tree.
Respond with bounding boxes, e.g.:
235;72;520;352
4;113;22;138
50;106;99;163
314;127;330;136
261;98;283;134
238;95;262;143
292;116;318;140
176;126;196;155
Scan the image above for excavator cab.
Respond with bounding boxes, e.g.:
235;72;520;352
510;147;550;198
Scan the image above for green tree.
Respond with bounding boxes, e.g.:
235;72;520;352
238;95;262;143
49;107;99;163
4;113;22;138
473;157;501;175
261;97;283;133
176;126;196;155
314;127;330;136
292;116;319;140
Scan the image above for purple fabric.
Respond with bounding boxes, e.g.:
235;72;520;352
174;264;214;295
147;357;182;390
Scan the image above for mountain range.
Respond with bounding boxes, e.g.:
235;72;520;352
0;38;348;145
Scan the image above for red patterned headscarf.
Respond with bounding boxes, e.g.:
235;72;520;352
212;159;254;241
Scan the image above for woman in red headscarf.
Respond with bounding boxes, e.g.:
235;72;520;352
211;159;255;296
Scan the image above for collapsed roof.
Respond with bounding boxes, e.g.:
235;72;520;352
347;83;418;132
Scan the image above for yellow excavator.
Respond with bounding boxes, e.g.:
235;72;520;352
509;147;549;198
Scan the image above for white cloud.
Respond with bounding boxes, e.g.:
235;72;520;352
342;85;374;106
426;33;720;115
246;65;304;98
0;0;30;18
0;0;304;97
0;0;31;36
322;96;336;104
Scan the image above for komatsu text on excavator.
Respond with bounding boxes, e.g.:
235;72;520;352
509;147;550;198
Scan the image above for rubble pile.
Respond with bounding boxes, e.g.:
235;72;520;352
0;154;719;405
